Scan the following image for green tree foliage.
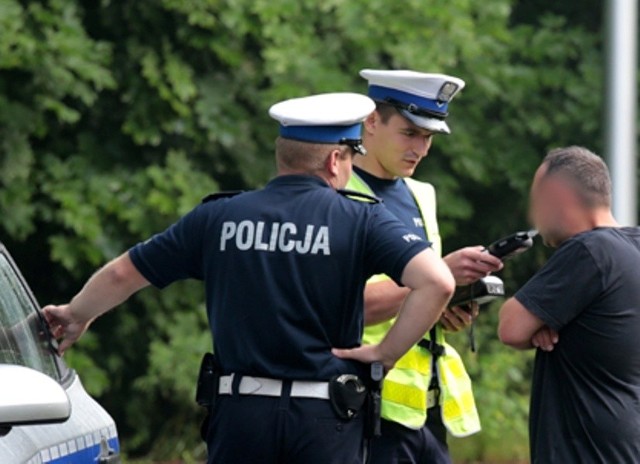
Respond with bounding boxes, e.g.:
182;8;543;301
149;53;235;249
0;0;605;460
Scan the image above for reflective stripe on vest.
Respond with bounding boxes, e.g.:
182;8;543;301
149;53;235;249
347;172;481;436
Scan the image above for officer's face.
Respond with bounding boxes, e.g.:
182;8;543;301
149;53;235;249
331;147;355;189
337;152;354;189
365;111;434;179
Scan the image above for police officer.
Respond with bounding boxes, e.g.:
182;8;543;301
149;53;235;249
43;92;455;464
345;70;503;463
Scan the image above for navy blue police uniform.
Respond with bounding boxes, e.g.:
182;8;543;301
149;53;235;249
127;93;432;464
354;70;469;464
352;166;450;462
353;167;428;243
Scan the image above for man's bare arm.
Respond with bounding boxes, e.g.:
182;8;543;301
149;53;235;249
334;249;455;371
43;252;150;353
498;297;546;350
364;280;410;325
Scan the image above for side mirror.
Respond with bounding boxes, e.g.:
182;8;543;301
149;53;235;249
0;364;71;436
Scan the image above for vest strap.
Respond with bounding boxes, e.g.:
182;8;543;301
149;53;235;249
417;329;445;358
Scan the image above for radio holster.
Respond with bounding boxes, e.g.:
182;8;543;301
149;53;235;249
196;352;220;410
196;353;220;442
364;362;384;438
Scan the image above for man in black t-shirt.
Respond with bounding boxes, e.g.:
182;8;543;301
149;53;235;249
499;146;640;463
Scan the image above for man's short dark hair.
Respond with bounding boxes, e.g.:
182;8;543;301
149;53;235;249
543;146;612;208
374;101;398;124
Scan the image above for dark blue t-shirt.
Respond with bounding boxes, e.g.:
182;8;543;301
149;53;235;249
515;227;640;463
129;175;429;380
353;167;427;241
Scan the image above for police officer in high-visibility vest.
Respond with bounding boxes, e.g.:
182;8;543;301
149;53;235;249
346;70;504;463
43;92;456;464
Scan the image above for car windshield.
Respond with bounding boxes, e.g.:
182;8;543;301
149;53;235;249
0;252;59;380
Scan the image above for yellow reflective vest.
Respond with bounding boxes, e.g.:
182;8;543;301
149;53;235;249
347;172;481;437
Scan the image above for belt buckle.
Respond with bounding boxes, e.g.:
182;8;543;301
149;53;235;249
241;376;265;395
427;388;440;409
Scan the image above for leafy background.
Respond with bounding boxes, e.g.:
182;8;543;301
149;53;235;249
0;0;616;461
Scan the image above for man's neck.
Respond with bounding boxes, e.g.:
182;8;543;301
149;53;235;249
567;208;619;238
589;209;619;229
353;155;395;180
276;169;333;187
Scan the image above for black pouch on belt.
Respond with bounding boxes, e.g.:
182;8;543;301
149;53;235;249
329;374;368;420
196;352;220;410
364;362;385;438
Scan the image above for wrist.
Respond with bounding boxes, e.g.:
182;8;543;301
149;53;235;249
68;299;93;325
375;344;399;372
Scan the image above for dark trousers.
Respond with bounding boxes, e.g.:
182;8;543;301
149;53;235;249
203;393;364;464
368;409;451;464
425;406;448;449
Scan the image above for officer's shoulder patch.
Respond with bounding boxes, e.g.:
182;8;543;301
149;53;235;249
201;190;244;203
337;189;381;204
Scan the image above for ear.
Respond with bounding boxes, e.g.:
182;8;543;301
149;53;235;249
325;149;341;177
363;111;379;135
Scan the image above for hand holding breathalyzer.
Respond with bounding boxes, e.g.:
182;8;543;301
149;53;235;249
443;247;503;286
449;230;538;308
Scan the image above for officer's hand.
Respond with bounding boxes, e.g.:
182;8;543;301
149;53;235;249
440;303;479;332
332;345;394;373
42;304;92;355
443;246;503;286
531;326;559;352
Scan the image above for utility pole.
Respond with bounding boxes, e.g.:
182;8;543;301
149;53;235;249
605;0;638;225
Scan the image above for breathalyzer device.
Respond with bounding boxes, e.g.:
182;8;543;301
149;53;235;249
486;229;538;261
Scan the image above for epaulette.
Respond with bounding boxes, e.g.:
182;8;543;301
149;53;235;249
337;189;382;204
201;190;244;203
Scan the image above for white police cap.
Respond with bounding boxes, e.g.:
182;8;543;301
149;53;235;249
360;69;465;134
269;93;375;155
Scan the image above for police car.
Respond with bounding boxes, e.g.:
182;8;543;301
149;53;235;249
0;242;120;463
